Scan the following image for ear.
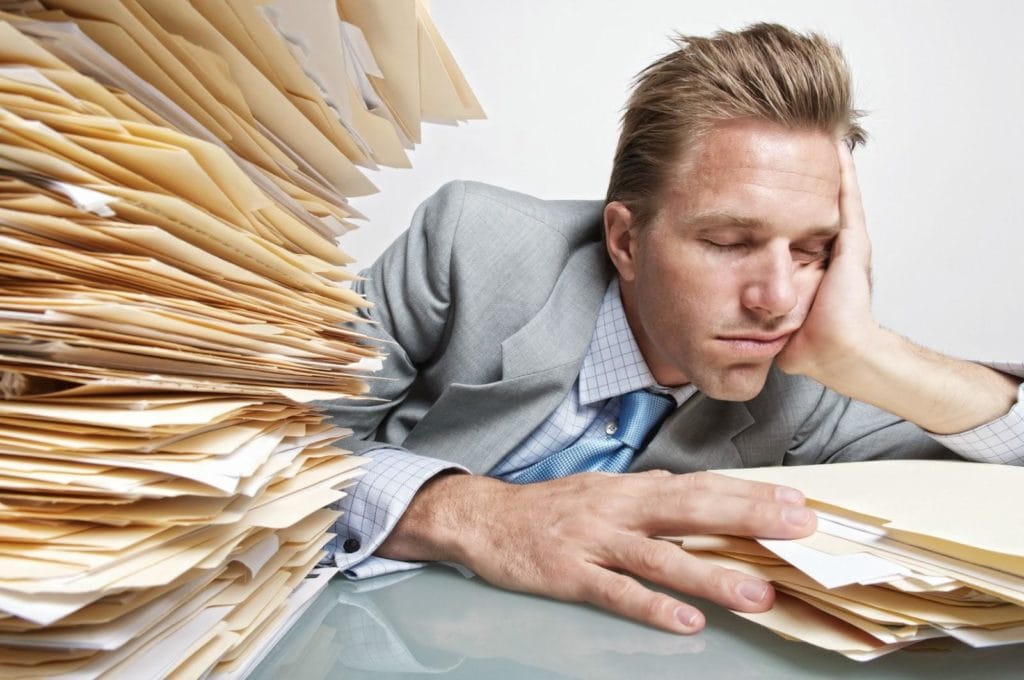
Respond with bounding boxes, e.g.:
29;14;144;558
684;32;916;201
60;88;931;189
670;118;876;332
604;201;640;282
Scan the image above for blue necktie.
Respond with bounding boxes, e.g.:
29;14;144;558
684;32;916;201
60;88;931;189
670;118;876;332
510;389;676;484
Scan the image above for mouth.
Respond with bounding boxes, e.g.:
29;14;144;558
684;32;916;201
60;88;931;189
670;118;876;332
715;332;793;358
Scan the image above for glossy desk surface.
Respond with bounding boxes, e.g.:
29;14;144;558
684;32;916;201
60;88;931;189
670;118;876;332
251;566;1019;679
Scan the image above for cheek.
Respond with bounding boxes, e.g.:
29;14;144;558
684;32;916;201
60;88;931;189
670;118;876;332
642;253;728;327
643;239;714;292
638;234;755;323
794;268;827;312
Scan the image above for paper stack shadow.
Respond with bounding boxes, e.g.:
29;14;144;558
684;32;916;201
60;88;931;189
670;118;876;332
0;1;482;677
670;460;1024;661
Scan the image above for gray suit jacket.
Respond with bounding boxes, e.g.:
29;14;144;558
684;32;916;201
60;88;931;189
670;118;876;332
322;181;956;473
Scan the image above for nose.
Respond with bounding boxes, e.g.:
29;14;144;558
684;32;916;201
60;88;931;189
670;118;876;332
740;245;798;319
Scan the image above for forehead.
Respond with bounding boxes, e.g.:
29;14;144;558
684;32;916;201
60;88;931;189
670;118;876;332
664;119;841;227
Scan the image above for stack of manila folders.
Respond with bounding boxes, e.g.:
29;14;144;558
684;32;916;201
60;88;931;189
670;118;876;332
0;0;482;678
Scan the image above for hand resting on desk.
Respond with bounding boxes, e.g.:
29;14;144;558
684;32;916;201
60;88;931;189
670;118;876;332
376;469;816;633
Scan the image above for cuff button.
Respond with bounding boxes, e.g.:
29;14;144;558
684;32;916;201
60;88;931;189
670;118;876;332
343;538;361;553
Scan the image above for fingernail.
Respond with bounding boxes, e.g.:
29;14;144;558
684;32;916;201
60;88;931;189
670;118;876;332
739;579;769;604
783;506;813;526
775;486;804;504
675;606;700;627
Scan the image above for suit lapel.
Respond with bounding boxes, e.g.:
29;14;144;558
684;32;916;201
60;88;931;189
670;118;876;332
403;242;613;473
500;242;612;380
631;394;755;473
400;362;581;473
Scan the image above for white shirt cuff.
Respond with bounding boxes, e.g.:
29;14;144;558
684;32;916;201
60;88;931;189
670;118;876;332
325;448;467;578
931;367;1024;465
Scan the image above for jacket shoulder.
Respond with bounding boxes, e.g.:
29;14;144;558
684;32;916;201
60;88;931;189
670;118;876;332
429;180;604;246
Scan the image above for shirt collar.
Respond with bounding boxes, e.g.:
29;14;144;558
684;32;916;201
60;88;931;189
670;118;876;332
578;279;697;407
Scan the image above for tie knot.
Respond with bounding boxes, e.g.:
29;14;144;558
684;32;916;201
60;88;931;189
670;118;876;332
614;389;676;449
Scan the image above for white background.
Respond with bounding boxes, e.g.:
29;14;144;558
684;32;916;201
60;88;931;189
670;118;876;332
344;0;1022;360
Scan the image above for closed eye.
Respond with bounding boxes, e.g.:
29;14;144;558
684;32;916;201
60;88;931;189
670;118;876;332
791;246;831;264
703;239;747;251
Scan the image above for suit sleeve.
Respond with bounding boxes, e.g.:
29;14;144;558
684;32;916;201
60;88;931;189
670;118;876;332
318;181;467;451
318;182;471;576
784;386;960;465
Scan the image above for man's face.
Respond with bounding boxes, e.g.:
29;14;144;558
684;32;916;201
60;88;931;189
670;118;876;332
608;119;842;400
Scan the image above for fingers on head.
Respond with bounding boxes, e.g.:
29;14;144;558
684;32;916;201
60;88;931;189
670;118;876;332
835;142;866;219
836;139;858;181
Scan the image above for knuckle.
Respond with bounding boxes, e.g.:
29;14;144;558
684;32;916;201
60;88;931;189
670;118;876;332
671;493;702;518
557;568;593;602
735;501;774;535
641;594;669;623
603;493;639;519
706;566;737;596
687;470;719;491
592;574;635;608
566;472;618;496
755;499;791;532
559;472;594;492
545;512;589;543
632;541;673;575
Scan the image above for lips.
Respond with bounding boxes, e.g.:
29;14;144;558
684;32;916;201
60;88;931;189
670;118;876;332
715;332;793;358
720;332;792;343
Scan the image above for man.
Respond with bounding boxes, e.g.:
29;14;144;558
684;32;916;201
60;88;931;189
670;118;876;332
322;24;1024;634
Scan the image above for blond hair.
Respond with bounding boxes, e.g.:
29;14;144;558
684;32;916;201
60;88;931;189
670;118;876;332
607;23;866;226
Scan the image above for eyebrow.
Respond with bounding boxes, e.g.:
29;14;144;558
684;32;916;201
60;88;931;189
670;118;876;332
688;210;840;237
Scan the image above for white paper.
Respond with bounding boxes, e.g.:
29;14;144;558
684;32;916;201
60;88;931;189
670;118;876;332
944;621;1024;648
759;537;911;589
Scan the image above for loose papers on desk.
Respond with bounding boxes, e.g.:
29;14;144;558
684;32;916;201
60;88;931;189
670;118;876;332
0;1;482;677
673;460;1024;661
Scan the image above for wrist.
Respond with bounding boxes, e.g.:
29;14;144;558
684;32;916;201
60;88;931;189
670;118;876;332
803;327;1020;434
377;472;508;564
802;322;887;389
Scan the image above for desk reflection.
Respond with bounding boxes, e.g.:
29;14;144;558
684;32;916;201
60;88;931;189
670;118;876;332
251;566;1020;679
